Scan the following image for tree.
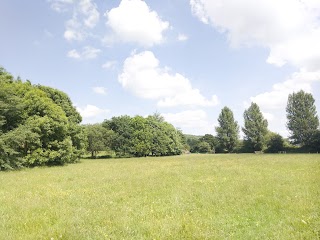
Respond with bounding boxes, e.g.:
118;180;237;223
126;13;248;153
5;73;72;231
195;141;211;153
286;90;319;146
242;103;268;151
0;67;86;170
103;115;133;157
103;114;183;157
266;132;285;153
215;107;239;152
85;124;113;158
309;130;320;152
199;134;217;152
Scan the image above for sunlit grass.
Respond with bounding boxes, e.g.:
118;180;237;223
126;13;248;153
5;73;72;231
1;154;319;239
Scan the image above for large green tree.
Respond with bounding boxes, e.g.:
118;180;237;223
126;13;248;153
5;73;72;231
215;107;239;152
0;67;86;170
103;114;183;157
242;103;268;151
286;90;319;146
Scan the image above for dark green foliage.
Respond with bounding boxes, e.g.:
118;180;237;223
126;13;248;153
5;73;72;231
195;141;211;153
308;130;320;152
186;135;201;153
84;124;113;158
199;134;217;152
286;90;319;146
266;133;285;153
103;114;183;157
242;103;268;151
0;67;86;170
37;85;82;124
216;107;239;153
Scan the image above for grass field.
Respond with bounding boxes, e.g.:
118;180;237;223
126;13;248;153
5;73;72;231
0;154;319;239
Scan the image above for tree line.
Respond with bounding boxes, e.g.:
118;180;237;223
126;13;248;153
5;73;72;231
1;66;319;170
187;93;319;154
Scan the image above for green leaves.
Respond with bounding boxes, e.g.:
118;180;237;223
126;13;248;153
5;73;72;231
215;107;239;153
0;68;86;170
242;103;268;151
103;114;183;157
286;90;319;146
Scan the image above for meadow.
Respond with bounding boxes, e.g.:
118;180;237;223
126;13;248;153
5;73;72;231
0;154;319;239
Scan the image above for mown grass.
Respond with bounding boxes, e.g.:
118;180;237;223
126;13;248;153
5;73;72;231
0;154;319;239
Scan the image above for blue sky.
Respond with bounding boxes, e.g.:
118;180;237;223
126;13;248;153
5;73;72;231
1;0;319;136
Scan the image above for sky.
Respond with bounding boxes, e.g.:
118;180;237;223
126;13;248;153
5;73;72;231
1;0;320;137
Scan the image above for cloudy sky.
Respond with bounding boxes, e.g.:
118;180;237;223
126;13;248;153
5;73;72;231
1;0;320;136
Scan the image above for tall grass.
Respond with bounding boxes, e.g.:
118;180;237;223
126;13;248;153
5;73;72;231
0;154;319;239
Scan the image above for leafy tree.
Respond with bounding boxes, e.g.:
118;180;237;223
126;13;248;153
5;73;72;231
186;135;201;153
0;67;86;170
103;115;134;157
215;107;239;152
266;132;285;153
309;130;320;152
103;114;183;157
37;85;82;124
85;124;113;158
286;90;319;146
242;103;268;151
199;134;217;152
195;141;211;153
131;116;152;157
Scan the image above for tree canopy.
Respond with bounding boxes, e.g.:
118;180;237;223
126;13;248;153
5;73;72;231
242;103;268;151
286;90;319;146
215;107;239;153
0;68;86;170
102;114;184;157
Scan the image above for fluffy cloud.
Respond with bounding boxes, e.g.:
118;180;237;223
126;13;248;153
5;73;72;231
162;110;214;135
92;87;107;95
79;0;100;28
118;51;219;107
190;0;320;69
76;104;109;123
67;46;101;60
105;0;169;47
250;70;319;109
190;0;320;134
50;0;99;41
190;0;320;70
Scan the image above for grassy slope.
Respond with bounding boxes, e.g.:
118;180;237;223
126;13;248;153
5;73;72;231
0;154;319;239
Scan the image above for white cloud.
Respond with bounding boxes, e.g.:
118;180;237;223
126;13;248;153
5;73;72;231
48;0;73;12
250;69;319;109
79;0;100;28
105;0;169;47
190;0;320;71
92;87;107;95
64;18;86;41
190;0;320;136
67;49;81;59
76;104;109;120
50;0;100;41
118;51;219;107
102;60;117;70
262;112;274;122
177;34;188;41
67;46;101;60
162;110;214;135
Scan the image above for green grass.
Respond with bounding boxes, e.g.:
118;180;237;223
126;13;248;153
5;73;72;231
0;154;319;239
